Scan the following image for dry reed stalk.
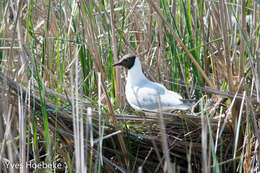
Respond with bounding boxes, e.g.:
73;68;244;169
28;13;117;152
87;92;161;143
18;87;26;173
17;9;29;83
146;3;153;54
239;17;247;75
187;142;192;173
233;91;245;159
199;2;208;77
110;0;121;105
218;0;234;91
244;109;251;173
156;0;166;83
146;0;214;88
248;101;260;168
257;57;260;102
240;0;246;80
207;5;224;86
146;2;154;66
15;2;29;171
171;0;176;20
200;100;208;173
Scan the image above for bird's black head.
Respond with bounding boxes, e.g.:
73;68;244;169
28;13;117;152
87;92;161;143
113;55;136;69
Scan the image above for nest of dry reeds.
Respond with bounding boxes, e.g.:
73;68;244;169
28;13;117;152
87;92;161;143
0;72;238;173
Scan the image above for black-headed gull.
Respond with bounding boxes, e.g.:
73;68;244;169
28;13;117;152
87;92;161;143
113;54;191;112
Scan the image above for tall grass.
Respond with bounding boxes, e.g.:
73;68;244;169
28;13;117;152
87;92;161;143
0;0;259;172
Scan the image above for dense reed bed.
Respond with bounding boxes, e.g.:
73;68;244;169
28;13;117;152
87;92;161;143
0;0;259;172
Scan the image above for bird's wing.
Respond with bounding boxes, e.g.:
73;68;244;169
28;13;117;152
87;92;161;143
127;81;186;111
128;84;164;110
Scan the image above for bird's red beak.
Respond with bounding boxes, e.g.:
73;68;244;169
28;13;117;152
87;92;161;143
113;62;121;67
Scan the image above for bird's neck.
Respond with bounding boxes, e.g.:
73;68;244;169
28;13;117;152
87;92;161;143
127;58;147;85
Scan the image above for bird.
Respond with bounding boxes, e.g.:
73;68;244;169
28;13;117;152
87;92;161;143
113;54;191;112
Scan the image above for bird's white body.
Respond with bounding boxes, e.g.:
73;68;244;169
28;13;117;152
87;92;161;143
125;57;190;111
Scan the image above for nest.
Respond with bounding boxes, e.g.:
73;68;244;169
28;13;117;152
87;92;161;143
0;72;235;172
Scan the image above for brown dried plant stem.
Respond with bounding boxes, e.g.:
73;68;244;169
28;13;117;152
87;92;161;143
240;0;246;80
156;0;166;83
146;0;214;88
219;0;234;91
110;0;121;105
199;2;208;77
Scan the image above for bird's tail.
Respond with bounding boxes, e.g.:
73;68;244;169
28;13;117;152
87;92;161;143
178;99;197;110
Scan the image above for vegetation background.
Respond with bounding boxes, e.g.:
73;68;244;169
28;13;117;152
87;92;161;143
0;0;259;172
